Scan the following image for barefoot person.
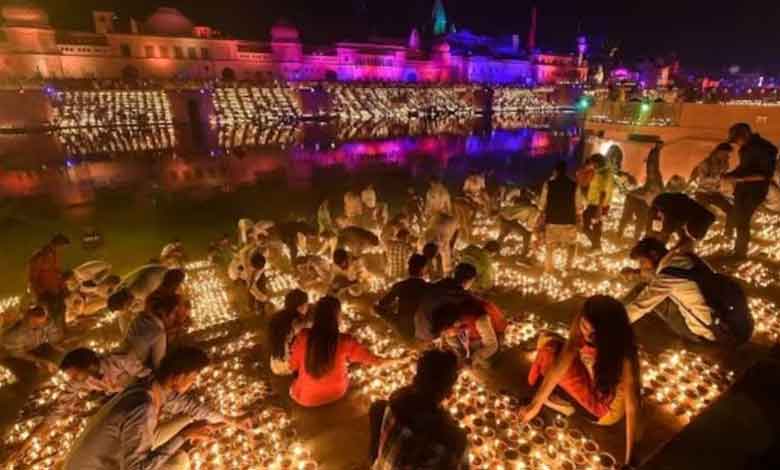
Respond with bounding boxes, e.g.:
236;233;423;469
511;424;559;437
520;296;641;468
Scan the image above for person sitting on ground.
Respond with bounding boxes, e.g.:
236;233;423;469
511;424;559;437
690;142;734;219
384;229;416;280
623;238;752;345
375;254;430;337
458;240;500;290
520;295;641;468
431;297;507;366
538;161;583;273
0;305;63;373
581;154;614;251
109;263;172;334
65;260;113;293
414;263;478;341
64;347;251;470
289;296;389;407
6;348;150;465
646;192;716;252
369;349;468;470
122;293;182;369
268;289;310;376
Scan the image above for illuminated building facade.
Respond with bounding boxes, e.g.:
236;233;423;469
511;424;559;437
0;2;587;85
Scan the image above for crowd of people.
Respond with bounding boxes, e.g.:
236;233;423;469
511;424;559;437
0;120;775;469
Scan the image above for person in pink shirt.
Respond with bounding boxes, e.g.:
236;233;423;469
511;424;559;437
289;296;387;407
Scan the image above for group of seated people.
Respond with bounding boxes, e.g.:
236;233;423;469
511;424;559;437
1;140;763;468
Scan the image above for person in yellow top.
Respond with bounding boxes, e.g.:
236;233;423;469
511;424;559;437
582;154;614;250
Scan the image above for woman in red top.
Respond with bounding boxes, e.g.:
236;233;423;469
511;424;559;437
289;296;384;407
520;295;641;467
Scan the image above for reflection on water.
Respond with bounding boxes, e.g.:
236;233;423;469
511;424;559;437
1;114;579;205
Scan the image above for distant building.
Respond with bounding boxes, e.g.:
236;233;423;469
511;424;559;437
0;2;587;85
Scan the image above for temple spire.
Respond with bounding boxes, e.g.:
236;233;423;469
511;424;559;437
432;0;447;36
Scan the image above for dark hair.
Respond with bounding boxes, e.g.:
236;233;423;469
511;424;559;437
27;305;47;319
304;296;342;378
484;240;500;253
284;289;309;311
408;254;427;277
269;290;307;360
422;242;439;259
412;349;460;403
333;248;349;268
630;237;669;267
729;123;751;142
580;296;639;398
430;303;463;337
453;263;478;285
250;253;267;270
60;348;99;372
157;347;209;382
105;274;121;286
160;269;186;291
107;289;132;311
51;233;70;246
148;293;179;319
715;142;733;153
554;160;567;176
396;229;410;241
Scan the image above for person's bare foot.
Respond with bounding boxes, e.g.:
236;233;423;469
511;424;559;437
544;393;575;416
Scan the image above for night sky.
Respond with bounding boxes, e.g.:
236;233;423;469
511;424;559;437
33;0;780;71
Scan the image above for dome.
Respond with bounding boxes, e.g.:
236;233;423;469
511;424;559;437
271;19;299;42
144;7;194;36
2;1;50;27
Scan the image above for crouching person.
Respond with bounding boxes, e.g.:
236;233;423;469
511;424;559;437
624;238;753;346
64;347;250;470
431;297;507;367
5;348;149;465
369;349;468;470
521;295;641;468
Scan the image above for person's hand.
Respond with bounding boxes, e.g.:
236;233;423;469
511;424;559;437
518;402;543;423
181;421;217;444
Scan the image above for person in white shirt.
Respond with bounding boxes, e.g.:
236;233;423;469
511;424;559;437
622;238;716;342
109;265;181;335
0;305;63;372
64;261;120;322
64;347;251;470
5;348;149;466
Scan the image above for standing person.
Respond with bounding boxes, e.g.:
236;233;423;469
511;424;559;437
723;123;778;258
646;192;715;252
5;348;149;466
369;350;468;470
375;254;430;337
268;289;310;376
690;143;734;218
520;296;641;468
64;347;250;470
289;296;389;407
582;155;614;251
0;305;63;372
539;161;583;273
28;234;70;325
618;142;665;240
421;242;443;281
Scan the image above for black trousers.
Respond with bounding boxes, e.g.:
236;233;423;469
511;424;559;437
730;188;768;257
695;191;734;237
618;194;650;240
582;205;604;249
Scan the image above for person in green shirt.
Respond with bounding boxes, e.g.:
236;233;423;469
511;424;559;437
582;154;614;250
458;241;500;291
